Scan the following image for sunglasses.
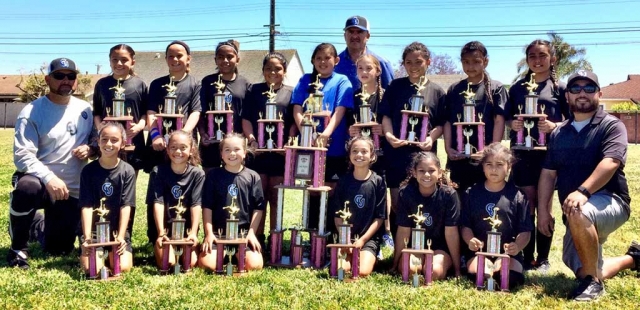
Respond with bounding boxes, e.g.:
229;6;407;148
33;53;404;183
568;84;598;94
50;72;77;81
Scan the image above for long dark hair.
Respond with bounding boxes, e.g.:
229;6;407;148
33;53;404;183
166;130;201;166
165;40;192;73
402;42;431;62
215;40;241;74
524;39;559;96
262;52;288;72
461;41;493;105
109;44;136;76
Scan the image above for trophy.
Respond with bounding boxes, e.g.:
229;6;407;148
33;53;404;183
357;86;372;123
214;198;248;275
169;196;186;240
328;203;361;280
307;74;324;113
103;79;135;150
162;76;178;115
337;249;347;281
224;246;236;276
454;83;485;157
163;120;173;144
86;198;121;280
475;207;511;292
155;77;184;141
223;195;240;240
336;201;352;244
265;124;275;149
411;256;422;288
513;73;548;149
399;78;430;144
401;204;435;286
263;83;278;119
205;75;234;142
256;84;285;152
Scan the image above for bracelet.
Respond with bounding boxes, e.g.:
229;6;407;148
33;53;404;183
577;186;591;198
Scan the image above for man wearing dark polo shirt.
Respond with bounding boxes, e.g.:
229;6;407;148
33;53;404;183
334;15;393;90
537;70;639;301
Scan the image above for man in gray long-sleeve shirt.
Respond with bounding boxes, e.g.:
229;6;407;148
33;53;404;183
8;58;95;269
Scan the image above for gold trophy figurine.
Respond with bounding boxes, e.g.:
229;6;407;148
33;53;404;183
162;76;178;97
483;207;502;231
356;85;371;103
412;76;428;95
523;73;539;95
309;74;324;93
169;196;186;219
460;82;476;101
109;78;126;100
262;83;277;101
95;197;110;221
336;201;352;225
212;75;226;94
408;204;426;228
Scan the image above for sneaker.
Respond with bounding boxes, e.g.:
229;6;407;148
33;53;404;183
571;275;605;301
626;240;640;272
534;260;551;274
382;233;394;248
523;260;536;272
7;250;29;270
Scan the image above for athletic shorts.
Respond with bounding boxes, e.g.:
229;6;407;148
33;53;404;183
247;152;285;177
324;156;349;183
510;150;545;187
562;192;630;275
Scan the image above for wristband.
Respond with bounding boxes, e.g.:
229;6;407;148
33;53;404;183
577;186;591;198
150;128;161;141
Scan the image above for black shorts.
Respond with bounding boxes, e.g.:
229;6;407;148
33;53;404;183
199;143;222;169
510;150;545;187
247;152;285;177
384;152;413;189
446;159;485;193
361;238;380;256
324;156;349;183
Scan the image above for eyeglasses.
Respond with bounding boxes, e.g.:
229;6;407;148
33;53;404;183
50;72;77;81
568;84;598;94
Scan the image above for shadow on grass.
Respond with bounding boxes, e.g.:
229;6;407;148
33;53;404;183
526;272;576;299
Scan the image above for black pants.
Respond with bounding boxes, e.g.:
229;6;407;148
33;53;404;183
9;172;80;255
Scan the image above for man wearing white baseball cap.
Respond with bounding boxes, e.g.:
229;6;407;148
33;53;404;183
335;15;393;90
7;57;96;268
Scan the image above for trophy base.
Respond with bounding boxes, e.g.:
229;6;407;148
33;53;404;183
255;148;285;153
510;145;547;151
453;122;485;126
351;122;379;128
514;113;547;118
155;113;184;118
257;119;285;124
104;116;134;122
400;110;429;116
123;145;135;152
206;110;234;115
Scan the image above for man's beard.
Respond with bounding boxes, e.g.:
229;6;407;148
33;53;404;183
49;84;74;96
570;97;598;114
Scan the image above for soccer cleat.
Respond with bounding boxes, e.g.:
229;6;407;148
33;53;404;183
7;249;29;270
534;260;551;274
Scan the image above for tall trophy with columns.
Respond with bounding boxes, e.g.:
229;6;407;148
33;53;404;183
512;73;548;150
453;83;485;159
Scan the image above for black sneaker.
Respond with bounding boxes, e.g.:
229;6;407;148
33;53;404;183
534;260;551;274
7;250;29;270
522;260;536;271
626;240;640;272
572;275;605;301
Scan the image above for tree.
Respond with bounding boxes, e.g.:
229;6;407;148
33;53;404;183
515;32;593;82
394;53;462;78
16;66;93;103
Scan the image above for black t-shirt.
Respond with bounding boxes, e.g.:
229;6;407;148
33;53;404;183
330;171;387;238
378;77;446;156
202;167;265;230
79;160;136;233
543;109;630;206
445;79;507;150
505;78;570;145
148;164;205;228
460;182;532;251
200;73;251;134
147;74;202;134
93;75;149;149
241;82;294;143
397;180;460;249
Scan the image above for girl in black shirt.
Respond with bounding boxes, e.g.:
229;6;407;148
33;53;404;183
199;133;265;272
198;40;251;171
242;53;293;242
330;136;386;276
93;44;148;171
461;143;532;290
392;152;461;279
149;130;204;270
80;122;136;275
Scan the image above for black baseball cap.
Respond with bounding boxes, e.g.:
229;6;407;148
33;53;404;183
48;58;79;74
567;70;600;89
344;16;370;32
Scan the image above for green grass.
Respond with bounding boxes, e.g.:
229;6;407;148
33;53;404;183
0;128;638;309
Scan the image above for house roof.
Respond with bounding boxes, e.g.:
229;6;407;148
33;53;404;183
601;74;640;102
133;49;302;85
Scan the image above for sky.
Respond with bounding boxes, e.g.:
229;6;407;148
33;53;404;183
3;0;640;86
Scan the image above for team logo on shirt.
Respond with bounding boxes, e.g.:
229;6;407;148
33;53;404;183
81;111;88;120
171;185;182;199
67;121;77;136
102;182;114;197
486;203;496;216
354;195;365;209
224;91;233;104
228;184;238;197
423;213;433;226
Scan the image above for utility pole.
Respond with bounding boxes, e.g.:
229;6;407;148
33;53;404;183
264;0;279;53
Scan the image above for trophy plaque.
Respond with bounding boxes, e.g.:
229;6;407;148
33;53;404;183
206;75;234;142
401;204;435;286
512;73;548;150
475;207;511;292
328;201;361;281
453;83;486;159
85;198;121;280
103;78;135;151
155;76;185;142
399;77;430;145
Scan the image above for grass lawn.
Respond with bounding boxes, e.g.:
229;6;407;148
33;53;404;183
0;128;638;309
